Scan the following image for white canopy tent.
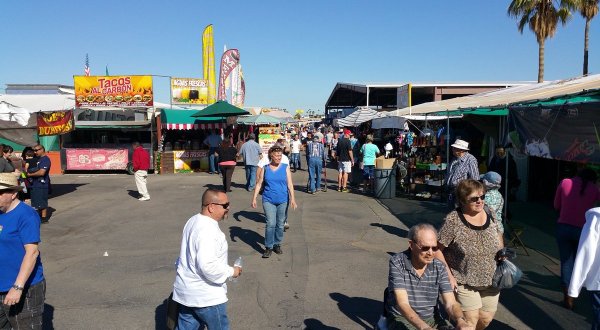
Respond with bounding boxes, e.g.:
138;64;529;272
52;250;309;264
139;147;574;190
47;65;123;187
336;106;383;127
386;74;600;116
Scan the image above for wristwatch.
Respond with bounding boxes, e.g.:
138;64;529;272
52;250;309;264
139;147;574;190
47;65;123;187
12;284;24;291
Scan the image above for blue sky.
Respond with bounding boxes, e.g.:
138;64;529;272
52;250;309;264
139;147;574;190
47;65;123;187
0;1;598;113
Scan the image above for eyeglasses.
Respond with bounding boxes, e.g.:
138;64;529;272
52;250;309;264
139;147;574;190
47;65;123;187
203;202;230;209
468;194;486;203
413;241;439;252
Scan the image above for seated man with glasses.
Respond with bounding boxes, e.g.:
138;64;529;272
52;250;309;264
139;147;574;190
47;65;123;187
385;223;473;330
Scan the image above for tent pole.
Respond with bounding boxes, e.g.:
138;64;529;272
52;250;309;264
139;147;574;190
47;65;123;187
446;110;450;178
504;114;510;223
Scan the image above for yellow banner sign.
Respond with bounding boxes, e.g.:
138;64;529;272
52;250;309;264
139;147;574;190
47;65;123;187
171;78;208;105
74;75;153;107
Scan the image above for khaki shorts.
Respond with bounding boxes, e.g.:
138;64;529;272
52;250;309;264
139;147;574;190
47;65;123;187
456;284;500;312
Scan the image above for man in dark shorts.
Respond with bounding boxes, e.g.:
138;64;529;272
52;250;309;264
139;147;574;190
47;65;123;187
336;129;354;192
27;145;51;224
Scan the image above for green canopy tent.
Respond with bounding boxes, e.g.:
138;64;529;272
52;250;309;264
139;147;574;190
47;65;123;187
192;101;249;118
160;108;225;130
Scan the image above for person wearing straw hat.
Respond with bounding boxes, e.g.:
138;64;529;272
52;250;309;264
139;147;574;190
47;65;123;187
446;139;479;210
0;173;46;329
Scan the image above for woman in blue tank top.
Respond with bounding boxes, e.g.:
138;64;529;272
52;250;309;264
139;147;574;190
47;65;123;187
252;145;297;258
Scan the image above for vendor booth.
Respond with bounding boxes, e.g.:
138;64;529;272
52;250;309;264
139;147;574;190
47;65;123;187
158;108;226;173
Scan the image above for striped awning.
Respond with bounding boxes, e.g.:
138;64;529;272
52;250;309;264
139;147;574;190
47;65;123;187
160;108;225;130
162;122;226;130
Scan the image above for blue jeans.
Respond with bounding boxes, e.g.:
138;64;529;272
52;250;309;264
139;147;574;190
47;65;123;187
290;153;301;170
263;201;287;249
592;291;600;330
176;302;229;330
556;223;582;287
244;165;258;191
208;147;219;173
308;157;323;192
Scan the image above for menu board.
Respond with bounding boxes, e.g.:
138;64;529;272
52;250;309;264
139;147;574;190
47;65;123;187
74;75;153;107
171;78;209;105
65;149;129;170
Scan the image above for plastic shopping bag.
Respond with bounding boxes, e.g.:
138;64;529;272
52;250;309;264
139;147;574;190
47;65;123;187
492;259;523;289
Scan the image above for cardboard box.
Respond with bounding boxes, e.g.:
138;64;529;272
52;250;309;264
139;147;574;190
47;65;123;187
375;156;396;169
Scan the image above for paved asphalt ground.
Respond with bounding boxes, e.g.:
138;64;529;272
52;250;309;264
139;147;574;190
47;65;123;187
38;166;592;329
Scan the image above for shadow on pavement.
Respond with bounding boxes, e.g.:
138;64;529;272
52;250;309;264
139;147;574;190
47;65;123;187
329;292;381;329
370;223;408;238
303;318;340;329
497;284;565;329
127;190;138;199
229;226;264;253
42;303;54;330
49;183;87;199
154;298;167;330
233;210;265;223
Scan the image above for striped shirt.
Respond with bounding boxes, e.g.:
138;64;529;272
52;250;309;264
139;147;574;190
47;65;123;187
386;250;452;319
446;152;479;188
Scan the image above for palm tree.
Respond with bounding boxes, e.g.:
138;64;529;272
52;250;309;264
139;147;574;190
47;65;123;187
508;0;578;82
578;0;599;75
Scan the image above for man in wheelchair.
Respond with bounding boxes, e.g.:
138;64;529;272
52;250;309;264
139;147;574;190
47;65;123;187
383;224;474;330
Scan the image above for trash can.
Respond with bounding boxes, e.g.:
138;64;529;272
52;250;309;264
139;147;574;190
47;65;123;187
375;167;396;199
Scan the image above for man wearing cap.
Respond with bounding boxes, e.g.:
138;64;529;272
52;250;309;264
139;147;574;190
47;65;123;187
238;134;263;192
446;139;479;210
307;135;326;194
0;173;46;329
26;145;51;223
336;129;354;192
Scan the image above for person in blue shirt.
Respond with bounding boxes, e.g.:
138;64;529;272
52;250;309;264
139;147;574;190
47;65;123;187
27;144;51;224
252;145;297;258
0;173;45;329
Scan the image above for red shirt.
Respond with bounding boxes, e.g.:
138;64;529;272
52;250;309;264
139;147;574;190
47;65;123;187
133;146;150;171
554;177;600;228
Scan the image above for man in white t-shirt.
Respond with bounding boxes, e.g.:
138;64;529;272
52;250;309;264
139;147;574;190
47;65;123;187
290;135;302;172
173;189;242;329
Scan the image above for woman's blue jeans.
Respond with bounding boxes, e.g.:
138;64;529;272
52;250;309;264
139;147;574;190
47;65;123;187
556;223;583;287
263;201;288;249
176;303;229;330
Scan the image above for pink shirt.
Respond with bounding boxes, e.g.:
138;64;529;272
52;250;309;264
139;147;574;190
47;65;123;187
554;177;600;228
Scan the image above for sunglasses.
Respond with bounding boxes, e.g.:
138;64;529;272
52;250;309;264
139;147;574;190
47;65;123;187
468;194;486;203
413;242;439;252
203;202;230;209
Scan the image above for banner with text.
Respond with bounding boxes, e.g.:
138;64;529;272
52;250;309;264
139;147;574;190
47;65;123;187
171;78;209;105
174;150;209;172
217;49;240;101
37;111;74;136
509;102;600;164
65;148;129;170
258;126;281;154
74;75;153;107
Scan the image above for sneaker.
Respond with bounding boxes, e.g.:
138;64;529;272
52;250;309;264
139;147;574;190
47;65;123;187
284;222;290;231
41;218;49;224
342;188;350;193
337;188;342;192
262;248;272;258
138;196;150;201
273;245;283;254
